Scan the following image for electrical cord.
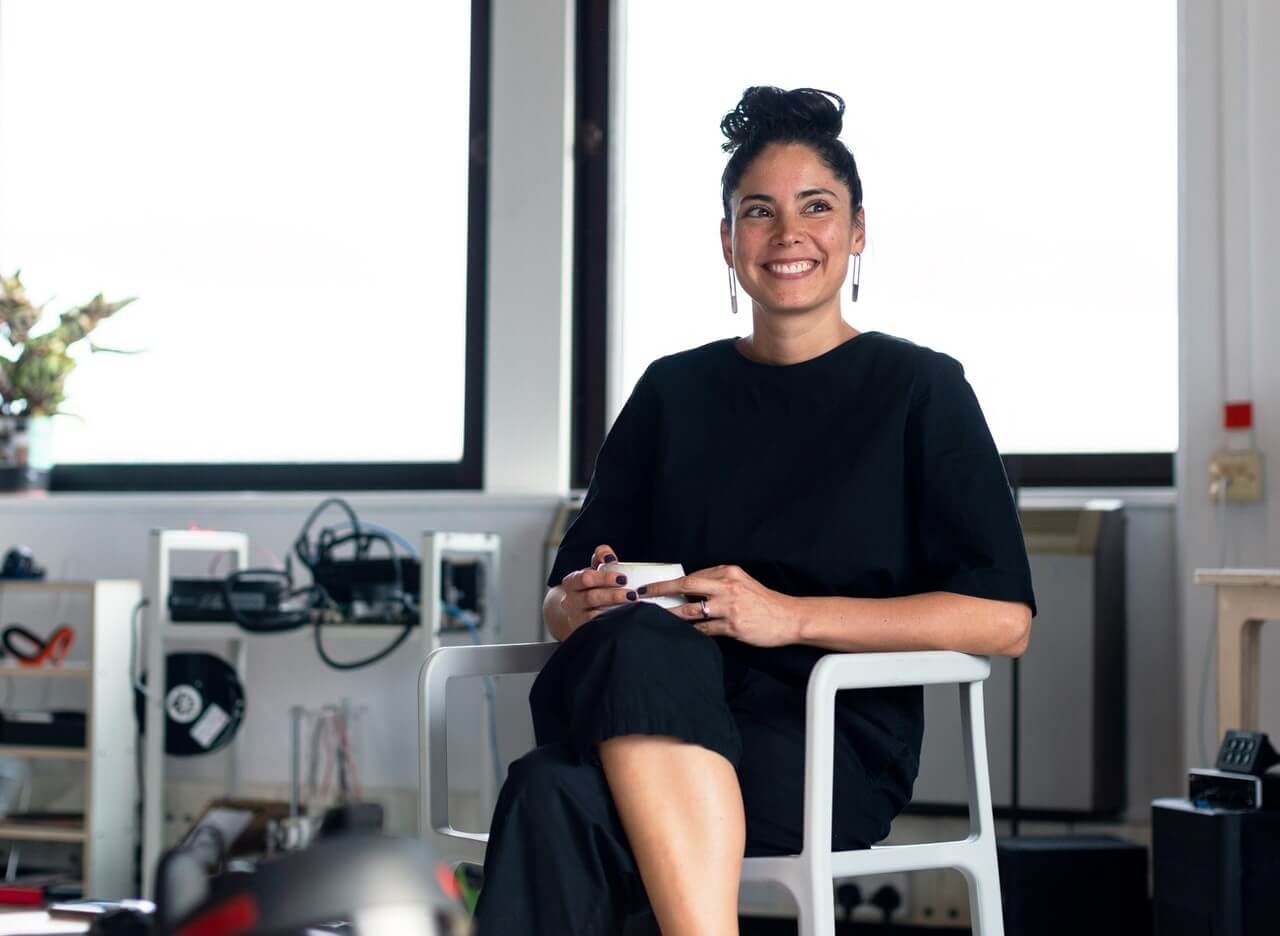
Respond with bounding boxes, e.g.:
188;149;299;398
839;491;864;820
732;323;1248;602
328;521;419;560
192;497;414;669
130;598;163;704
311;594;416;670
1;623;74;667
293;498;417;671
219;566;313;634
1197;475;1233;765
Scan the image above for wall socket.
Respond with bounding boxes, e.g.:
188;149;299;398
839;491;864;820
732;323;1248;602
1209;449;1263;502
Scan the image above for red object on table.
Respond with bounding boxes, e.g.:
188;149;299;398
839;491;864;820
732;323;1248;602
0;886;51;906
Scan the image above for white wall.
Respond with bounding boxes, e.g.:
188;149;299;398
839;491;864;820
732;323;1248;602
1177;0;1280;774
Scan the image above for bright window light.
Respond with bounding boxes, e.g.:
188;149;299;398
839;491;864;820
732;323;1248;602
0;1;471;464
619;0;1176;454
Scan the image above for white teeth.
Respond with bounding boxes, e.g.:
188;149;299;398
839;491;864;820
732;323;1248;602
767;260;816;274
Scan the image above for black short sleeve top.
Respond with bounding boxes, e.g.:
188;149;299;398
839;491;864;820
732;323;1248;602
547;331;1036;788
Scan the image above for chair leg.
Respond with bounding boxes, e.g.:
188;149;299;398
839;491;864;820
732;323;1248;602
792;874;836;936
961;850;1006;936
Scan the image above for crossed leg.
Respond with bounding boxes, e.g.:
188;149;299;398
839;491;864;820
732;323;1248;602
599;735;745;936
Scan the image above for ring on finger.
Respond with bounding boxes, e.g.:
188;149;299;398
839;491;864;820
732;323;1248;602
700;598;710;620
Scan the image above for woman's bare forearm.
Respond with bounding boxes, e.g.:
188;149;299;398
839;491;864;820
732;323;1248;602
791;591;1032;657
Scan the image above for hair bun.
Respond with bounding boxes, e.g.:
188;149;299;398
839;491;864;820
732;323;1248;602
720;86;846;153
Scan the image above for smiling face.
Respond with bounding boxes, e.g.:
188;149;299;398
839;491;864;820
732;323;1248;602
720;142;864;321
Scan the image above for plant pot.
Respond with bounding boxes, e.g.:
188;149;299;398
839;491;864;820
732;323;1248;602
0;415;50;493
25;415;54;471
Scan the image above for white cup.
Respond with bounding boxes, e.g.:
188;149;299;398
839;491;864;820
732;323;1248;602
601;561;687;610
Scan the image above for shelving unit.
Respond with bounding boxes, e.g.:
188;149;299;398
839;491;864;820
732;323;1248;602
139;528;501;896
140;529;249;901
0;578;141;899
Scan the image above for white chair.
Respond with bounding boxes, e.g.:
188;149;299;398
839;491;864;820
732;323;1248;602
419;644;1005;936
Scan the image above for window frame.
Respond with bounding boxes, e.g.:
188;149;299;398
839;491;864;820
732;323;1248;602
38;0;491;493
570;0;612;490
570;0;1174;490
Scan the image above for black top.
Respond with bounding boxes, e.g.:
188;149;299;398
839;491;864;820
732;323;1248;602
547;330;1036;790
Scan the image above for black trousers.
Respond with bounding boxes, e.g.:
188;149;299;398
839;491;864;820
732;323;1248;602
473;602;906;935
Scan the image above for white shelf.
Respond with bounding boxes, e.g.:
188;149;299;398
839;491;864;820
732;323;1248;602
0;580;97;595
0;822;87;843
159;622;419;640
0;663;90;680
0;745;89;761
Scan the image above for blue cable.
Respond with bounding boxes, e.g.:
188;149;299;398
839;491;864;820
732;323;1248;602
329;522;420;559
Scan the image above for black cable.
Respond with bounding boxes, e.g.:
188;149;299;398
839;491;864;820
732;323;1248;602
290;497;417;671
219;568;311;634
189;496;416;669
293;497;362;571
2;623;51;661
311;590;416;671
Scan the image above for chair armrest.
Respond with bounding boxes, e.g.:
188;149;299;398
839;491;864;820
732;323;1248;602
423;641;559;684
808;650;990;695
801;651;992;858
419;642;558;840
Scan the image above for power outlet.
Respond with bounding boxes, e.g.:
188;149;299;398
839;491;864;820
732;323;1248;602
908;868;968;926
846;873;910;923
1209;449;1263;502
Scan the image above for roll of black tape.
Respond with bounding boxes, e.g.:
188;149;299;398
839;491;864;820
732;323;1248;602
134;652;246;756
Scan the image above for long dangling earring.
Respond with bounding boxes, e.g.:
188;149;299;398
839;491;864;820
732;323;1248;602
727;266;739;315
850;253;862;302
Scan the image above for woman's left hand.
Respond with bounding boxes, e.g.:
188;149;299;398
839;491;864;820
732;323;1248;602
640;564;800;647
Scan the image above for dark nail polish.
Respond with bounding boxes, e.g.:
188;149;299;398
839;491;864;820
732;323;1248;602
604;554;617;563
637;586;648;595
616;574;628;585
626;591;637;601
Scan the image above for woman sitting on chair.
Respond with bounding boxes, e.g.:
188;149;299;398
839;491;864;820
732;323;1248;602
474;86;1036;936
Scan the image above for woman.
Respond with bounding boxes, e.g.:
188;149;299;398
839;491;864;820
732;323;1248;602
474;86;1036;936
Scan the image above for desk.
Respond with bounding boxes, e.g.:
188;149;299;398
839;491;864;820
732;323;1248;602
1194;568;1280;742
0;910;86;934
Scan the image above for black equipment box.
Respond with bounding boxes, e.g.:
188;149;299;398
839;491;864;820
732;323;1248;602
1153;797;1280;936
309;557;421;606
0;710;86;748
1189;767;1280;811
168;577;284;622
997;835;1149;935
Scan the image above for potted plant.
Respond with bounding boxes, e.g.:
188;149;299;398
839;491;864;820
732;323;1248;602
0;270;136;491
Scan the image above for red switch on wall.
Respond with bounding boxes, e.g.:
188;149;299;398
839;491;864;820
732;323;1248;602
1224;401;1253;430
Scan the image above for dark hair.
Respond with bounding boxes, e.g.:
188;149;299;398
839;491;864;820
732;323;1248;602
720;86;863;222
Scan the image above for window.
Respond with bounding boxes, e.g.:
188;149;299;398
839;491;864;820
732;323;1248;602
600;0;1175;483
0;0;488;490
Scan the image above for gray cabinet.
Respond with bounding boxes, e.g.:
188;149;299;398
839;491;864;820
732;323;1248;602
912;502;1126;817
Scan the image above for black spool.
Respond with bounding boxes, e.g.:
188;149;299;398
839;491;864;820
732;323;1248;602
134;652;246;756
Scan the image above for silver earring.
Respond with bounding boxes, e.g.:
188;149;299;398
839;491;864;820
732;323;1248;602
850;253;861;302
727;266;739;314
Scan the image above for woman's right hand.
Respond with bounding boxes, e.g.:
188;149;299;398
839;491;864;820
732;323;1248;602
557;543;639;633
